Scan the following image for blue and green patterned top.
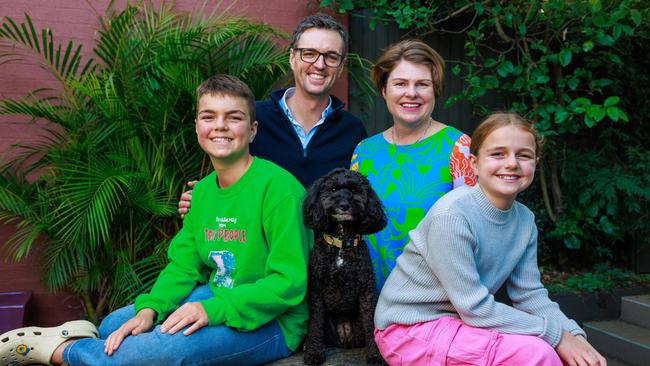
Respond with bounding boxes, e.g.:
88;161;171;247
351;125;475;292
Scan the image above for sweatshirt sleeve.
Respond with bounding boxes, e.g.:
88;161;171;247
134;208;205;322
507;225;586;338
198;191;312;330
422;213;564;347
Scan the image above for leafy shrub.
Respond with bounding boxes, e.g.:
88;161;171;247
0;3;288;322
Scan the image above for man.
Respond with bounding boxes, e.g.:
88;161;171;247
252;13;367;188
179;14;366;216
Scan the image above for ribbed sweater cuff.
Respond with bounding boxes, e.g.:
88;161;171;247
565;319;587;338
541;318;563;347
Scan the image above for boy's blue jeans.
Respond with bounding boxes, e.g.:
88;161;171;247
62;284;292;365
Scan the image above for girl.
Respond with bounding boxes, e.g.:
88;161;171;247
373;112;606;366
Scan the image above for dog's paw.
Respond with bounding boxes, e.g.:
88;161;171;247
303;350;326;365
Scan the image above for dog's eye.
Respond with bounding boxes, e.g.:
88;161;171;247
331;187;337;192
350;188;356;193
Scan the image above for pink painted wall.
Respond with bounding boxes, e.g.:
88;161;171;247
0;0;349;326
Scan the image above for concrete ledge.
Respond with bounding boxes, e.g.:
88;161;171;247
266;347;366;365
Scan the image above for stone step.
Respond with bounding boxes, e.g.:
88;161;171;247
584;320;650;366
266;348;366;365
621;295;650;329
606;356;632;366
266;346;634;365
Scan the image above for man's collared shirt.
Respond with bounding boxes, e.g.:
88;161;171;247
279;87;333;149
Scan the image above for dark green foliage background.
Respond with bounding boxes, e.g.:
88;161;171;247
323;0;650;271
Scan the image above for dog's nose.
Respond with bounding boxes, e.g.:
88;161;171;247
339;202;350;211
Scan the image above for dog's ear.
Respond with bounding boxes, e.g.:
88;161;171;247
359;174;387;235
302;174;326;230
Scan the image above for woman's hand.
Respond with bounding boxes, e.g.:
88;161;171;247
104;308;155;356
160;301;208;336
556;331;607;366
178;181;197;219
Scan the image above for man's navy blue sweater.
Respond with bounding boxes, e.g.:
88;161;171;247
251;89;367;188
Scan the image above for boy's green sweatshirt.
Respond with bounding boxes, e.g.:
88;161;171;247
135;158;312;351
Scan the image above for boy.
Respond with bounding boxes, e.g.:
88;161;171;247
0;75;312;366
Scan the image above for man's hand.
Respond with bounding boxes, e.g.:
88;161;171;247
104;308;155;356
160;301;209;336
556;331;607;366
178;180;197;219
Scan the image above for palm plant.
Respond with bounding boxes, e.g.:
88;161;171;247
0;2;289;323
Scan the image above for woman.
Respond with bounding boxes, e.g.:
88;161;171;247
351;39;475;292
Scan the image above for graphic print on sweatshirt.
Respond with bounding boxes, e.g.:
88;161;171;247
204;216;247;243
209;250;235;288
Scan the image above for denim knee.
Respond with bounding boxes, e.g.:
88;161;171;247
98;305;136;338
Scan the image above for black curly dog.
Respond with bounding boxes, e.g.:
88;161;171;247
302;168;387;365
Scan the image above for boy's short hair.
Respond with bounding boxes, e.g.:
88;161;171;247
196;75;256;122
290;14;348;56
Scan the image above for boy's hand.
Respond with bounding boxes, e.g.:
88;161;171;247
104;308;155;356
556;331;607;366
178;180;197;219
160;301;209;336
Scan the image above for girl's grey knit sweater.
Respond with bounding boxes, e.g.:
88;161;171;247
374;184;585;347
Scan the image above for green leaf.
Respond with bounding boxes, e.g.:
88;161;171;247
603;96;620;107
567;77;579;90
609;54;622;63
582;40;594;52
338;0;354;12
484;58;498;68
587;105;606;122
593;79;613;88
497;60;514;77
452;65;461;75
474;2;485;15
631;9;641;26
555;109;570;123
606;106;620;122
482;75;499;89
564;235;581;249
536;75;550;84
559;49;572;67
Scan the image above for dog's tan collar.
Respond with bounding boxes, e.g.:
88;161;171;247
323;233;361;248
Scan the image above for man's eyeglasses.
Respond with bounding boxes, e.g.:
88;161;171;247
294;48;344;67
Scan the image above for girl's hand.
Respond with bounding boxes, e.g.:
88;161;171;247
178;181;197;219
556;331;607;366
160;301;208;336
104;308;155;356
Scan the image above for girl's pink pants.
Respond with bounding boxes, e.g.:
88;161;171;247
374;317;563;366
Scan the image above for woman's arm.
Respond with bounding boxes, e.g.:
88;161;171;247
450;134;476;188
